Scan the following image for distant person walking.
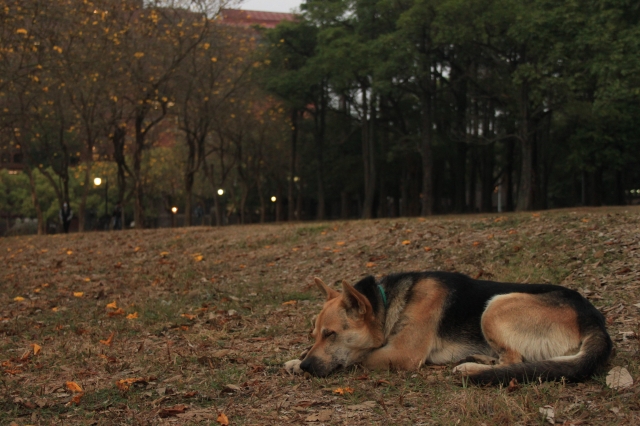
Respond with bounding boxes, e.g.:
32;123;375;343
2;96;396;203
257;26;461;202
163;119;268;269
59;202;73;233
112;203;123;230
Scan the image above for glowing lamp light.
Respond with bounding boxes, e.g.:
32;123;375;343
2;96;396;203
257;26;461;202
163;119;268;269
171;207;178;214
217;189;224;196
94;177;102;186
271;196;277;203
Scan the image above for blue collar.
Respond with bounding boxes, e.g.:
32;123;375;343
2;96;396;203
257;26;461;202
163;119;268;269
377;284;388;309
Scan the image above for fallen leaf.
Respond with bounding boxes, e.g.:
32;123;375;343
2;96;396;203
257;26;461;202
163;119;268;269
73;292;83;298
402;240;411;245
347;401;377;410
100;332;115;346
126;312;139;319
181;313;197;320
539;405;554;424
106;301;117;309
282;300;297;306
336;241;345;246
424;247;432;252
305;409;333;422
70;393;83;404
366;262;375;267
507;378;519;392
159;404;187;418
333;387;354;395
31;343;41;355
108;308;125;317
216;412;229;425
13;296;25;302
116;377;146;391
67;250;73;255
51;307;59;312
221;384;241;394
193;254;204;262
606;366;633;390
66;381;83;393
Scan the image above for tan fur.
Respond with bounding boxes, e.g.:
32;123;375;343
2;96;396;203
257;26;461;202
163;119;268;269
481;293;581;364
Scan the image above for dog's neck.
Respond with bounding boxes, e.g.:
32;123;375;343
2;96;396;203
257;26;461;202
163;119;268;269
353;276;388;335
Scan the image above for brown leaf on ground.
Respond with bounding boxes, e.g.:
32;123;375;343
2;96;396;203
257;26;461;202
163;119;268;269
99;332;115;346
158;404;187;418
216;412;230;425
66;381;83;393
606;367;633;389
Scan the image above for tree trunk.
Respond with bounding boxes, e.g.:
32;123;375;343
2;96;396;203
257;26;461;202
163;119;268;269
25;167;46;235
420;88;434;216
361;86;376;219
78;162;92;232
288;109;298;221
133;113;145;228
516;82;534;211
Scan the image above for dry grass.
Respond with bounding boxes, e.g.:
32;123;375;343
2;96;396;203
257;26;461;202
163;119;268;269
1;206;639;425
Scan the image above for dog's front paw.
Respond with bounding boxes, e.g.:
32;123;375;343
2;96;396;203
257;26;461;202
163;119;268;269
284;359;303;374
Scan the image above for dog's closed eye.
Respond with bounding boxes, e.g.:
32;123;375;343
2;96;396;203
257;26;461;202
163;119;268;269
322;330;336;339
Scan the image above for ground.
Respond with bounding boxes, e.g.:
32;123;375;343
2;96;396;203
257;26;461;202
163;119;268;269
1;207;639;425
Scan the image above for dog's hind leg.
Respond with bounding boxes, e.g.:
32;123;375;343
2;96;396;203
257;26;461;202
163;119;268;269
480;293;581;366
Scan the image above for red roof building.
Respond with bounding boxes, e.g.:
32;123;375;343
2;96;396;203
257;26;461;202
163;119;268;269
218;9;297;29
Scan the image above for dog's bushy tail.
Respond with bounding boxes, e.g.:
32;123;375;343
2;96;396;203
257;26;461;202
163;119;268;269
468;328;612;385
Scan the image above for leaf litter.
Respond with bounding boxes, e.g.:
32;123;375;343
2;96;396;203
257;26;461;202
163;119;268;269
1;207;639;424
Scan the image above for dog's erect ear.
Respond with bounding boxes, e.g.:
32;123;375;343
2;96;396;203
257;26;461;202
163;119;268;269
341;280;372;317
314;277;340;301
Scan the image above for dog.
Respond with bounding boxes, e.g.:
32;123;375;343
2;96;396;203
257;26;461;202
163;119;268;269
284;271;612;384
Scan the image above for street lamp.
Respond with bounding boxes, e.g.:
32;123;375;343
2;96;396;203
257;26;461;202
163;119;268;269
217;189;224;196
271;196;277;202
171;206;178;214
94;176;108;224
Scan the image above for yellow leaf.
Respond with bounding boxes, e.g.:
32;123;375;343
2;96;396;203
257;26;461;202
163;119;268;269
67;250;73;255
70;393;83;404
106;301;117;309
366;262;375;268
66;381;83;393
181;313;196;320
126;312;138;319
53;46;63;53
282;300;297;306
51;307;59;312
211;57;217;62
16;28;28;35
160;251;169;257
73;292;84;297
402;240;411;245
336;241;345;246
116;377;144;391
31;343;42;355
424;247;432;252
13;296;25;302
473;241;481;247
193;255;204;262
333;387;354;395
34;288;41;293
100;332;115;346
217;412;229;425
84;277;91;282
134;247;141;252
134;52;144;58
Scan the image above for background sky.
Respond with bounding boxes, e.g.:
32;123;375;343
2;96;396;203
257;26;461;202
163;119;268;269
237;0;303;13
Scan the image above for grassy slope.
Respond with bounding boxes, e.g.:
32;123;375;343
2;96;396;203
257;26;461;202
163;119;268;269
1;207;639;425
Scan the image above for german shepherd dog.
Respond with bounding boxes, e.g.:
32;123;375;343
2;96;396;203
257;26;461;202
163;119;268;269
284;272;612;384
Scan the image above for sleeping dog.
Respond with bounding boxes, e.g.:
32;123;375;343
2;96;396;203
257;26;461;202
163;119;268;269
284;271;612;384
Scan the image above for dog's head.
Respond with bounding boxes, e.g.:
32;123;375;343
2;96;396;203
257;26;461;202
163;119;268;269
299;277;384;377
